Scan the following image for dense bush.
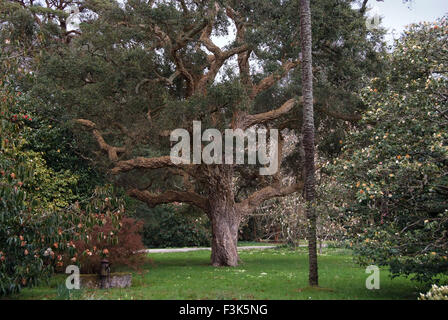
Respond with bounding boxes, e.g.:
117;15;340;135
0;85;79;295
0;160;77;296
138;205;211;248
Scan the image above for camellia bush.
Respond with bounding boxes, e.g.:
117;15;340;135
330;19;448;282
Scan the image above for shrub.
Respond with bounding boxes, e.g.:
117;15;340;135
139;205;211;248
419;285;448;300
73;216;146;274
0;85;79;295
0;178;78;295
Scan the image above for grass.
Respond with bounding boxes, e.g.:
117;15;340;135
6;247;429;300
146;241;277;249
237;241;278;247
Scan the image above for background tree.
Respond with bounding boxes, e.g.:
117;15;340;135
139;204;212;248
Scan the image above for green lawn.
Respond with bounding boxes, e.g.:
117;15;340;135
7;247;428;300
237;241;279;247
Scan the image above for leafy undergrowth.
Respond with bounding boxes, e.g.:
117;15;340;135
6;248;428;300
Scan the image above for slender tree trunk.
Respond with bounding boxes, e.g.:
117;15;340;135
299;0;318;287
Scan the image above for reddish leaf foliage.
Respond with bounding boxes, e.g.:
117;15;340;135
73;217;147;274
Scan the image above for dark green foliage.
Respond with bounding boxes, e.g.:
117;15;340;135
23;115;104;199
137;205;211;248
239;216;264;242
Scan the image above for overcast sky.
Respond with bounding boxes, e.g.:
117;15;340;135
364;0;447;43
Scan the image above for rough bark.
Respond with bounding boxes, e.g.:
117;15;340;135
209;199;241;267
206;167;241;267
299;0;319;287
127;188;208;212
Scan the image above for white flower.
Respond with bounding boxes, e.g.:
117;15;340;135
43;248;53;257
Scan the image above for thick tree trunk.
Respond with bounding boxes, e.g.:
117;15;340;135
300;0;319;287
210;204;241;267
207;167;241;267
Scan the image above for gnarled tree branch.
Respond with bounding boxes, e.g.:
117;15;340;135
237;97;299;129
237;181;304;215
128;188;208;211
250;60;301;99
111;155;190;175
236;96;362;130
75;119;125;161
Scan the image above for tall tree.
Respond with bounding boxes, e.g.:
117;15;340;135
299;0;318;287
8;0;385;267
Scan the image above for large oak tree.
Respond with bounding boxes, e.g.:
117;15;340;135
3;0;386;266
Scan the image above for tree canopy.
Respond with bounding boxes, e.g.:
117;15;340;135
0;0;387;266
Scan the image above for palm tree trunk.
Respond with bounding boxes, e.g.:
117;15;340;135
299;0;318;287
